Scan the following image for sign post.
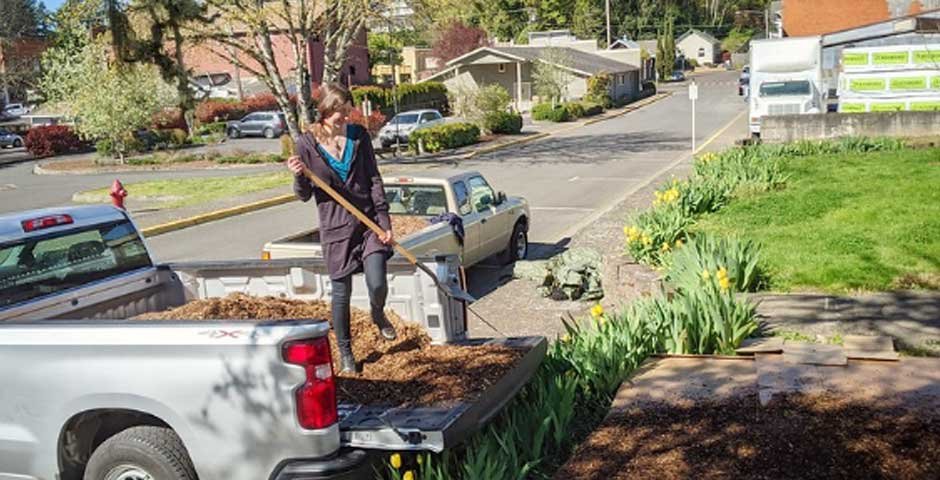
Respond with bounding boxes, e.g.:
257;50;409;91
689;80;699;153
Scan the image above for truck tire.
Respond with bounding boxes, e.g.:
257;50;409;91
84;426;197;480
504;221;528;264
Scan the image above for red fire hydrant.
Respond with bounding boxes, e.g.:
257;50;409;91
110;179;127;210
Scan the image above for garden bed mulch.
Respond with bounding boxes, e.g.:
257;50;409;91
554;356;940;480
134;293;524;407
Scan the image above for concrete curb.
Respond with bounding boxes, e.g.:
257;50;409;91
140;193;296;238
34;161;278;176
583;92;673;126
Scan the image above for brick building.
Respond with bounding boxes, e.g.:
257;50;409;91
181;29;370;98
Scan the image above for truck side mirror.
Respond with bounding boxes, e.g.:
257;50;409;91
496;192;507;205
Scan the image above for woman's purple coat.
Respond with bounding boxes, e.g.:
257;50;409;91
292;125;392;280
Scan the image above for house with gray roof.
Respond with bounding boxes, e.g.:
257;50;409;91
677;29;722;65
420;45;640;112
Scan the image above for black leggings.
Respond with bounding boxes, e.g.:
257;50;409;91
331;252;388;351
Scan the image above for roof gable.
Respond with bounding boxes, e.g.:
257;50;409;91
445;46;637;76
677;29;720;45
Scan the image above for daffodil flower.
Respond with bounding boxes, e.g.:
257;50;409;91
403;471;415;480
390;453;402;469
590;304;604;318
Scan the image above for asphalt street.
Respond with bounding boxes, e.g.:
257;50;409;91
145;71;746;262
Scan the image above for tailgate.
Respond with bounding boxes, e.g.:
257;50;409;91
337;336;546;452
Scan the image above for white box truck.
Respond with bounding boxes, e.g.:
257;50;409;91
748;36;826;137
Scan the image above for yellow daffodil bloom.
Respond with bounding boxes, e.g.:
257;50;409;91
642;235;653;247
719;276;731;291
403;471;415;480
417;455;423;466
717;267;728;280
701;269;711;280
591;304;604;318
561;333;570;342
660;242;671;252
390;453;402;469
674;239;684;248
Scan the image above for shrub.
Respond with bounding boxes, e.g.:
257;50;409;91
241;92;280;113
563;101;585;119
167;128;188;147
580;102;604;116
347;108;387;138
194;121;226;136
195;99;244;123
687;58;699;68
24;125;84;157
483;111;523;134
152;108;187;130
532;103;570;122
586;73;613;108
280;134;295;159
409;122;480;153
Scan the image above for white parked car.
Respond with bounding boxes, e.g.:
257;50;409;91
2;103;30;118
378;109;444;148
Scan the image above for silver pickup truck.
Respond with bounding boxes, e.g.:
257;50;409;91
0;206;545;480
263;171;531;267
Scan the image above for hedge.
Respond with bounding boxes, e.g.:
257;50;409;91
24;126;85;158
532;103;571;122
195;93;295;124
484;111;523;134
564;102;585;119
409;122;480;153
351;82;449;113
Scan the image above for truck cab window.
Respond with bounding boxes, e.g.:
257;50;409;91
0;220;152;309
468;176;495;213
452;181;471;216
384;185;449;216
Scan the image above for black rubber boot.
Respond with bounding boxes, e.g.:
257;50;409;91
338;346;360;374
373;313;397;341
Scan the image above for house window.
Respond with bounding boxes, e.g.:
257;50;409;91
619;74;624;85
698;47;705;58
498;63;506;73
349;65;357;77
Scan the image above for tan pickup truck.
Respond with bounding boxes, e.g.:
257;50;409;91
262;171;530;266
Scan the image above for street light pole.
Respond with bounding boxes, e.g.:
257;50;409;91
605;0;611;47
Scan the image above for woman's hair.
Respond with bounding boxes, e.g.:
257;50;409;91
311;82;352;130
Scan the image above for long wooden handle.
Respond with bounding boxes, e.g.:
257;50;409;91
300;167;419;265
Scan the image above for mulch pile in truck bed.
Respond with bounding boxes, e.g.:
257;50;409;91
391;215;431;241
553;393;940;480
135;293;524;407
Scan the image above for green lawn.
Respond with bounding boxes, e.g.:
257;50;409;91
75;171;292;209
693;148;940;293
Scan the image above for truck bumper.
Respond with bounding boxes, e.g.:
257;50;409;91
271;449;372;480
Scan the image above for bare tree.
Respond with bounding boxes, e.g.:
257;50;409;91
194;0;382;136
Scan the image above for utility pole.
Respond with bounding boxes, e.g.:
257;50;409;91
605;0;612;48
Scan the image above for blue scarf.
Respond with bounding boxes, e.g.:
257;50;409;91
317;126;353;182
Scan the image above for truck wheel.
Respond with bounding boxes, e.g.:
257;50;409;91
505;222;528;263
84;426;197;480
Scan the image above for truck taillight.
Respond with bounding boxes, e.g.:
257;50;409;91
283;337;337;429
22;214;73;232
261;250;271;260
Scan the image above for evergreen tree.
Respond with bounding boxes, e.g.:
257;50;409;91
572;0;604;44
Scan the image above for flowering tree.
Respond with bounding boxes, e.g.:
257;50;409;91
41;39;174;162
431;20;488;63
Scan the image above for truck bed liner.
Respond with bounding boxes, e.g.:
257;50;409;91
338;336;547;452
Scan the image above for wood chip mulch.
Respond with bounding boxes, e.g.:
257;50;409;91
135;293;524;407
553;393;940;480
391;214;431;240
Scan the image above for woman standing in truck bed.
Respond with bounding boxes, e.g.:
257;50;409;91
287;83;397;373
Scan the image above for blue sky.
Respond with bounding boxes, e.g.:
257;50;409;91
43;0;67;11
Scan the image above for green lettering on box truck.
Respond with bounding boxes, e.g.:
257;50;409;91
870;103;905;112
913;50;940;65
849;78;887;92
872;51;910;65
911;102;940;111
890;77;928;90
839;103;867;113
842;52;869;66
